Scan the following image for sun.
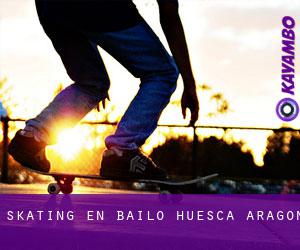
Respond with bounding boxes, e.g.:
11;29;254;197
54;128;85;161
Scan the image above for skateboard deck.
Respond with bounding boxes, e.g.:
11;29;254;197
26;168;218;194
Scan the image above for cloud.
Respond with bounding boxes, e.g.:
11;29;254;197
210;28;278;51
202;0;300;10
0;0;31;20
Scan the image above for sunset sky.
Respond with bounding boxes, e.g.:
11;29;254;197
0;0;299;166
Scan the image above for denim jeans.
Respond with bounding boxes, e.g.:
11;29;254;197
27;20;179;150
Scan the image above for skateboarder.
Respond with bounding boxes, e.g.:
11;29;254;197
9;0;199;180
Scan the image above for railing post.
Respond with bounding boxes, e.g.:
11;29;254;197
1;116;9;183
192;126;200;178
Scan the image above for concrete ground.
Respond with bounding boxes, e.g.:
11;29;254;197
0;183;142;194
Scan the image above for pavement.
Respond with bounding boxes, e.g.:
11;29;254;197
0;183;141;194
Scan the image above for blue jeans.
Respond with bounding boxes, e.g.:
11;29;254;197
27;20;179;150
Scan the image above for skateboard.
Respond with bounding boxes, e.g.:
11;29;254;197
31;170;218;194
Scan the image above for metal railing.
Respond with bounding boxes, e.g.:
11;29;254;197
1;116;299;183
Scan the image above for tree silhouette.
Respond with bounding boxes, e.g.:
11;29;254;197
198;137;257;177
263;131;300;179
207;92;230;117
150;136;193;178
150;135;258;179
169;84;231;120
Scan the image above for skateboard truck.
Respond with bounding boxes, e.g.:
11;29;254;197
48;174;75;194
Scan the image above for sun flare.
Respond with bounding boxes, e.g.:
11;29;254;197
53;128;86;161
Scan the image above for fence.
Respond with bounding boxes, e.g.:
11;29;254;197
1;116;299;185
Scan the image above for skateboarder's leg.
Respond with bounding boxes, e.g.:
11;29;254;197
9;28;109;172
87;20;179;150
84;21;178;179
26;28;110;143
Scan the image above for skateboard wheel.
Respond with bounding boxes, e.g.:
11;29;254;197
60;184;73;194
48;183;60;194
